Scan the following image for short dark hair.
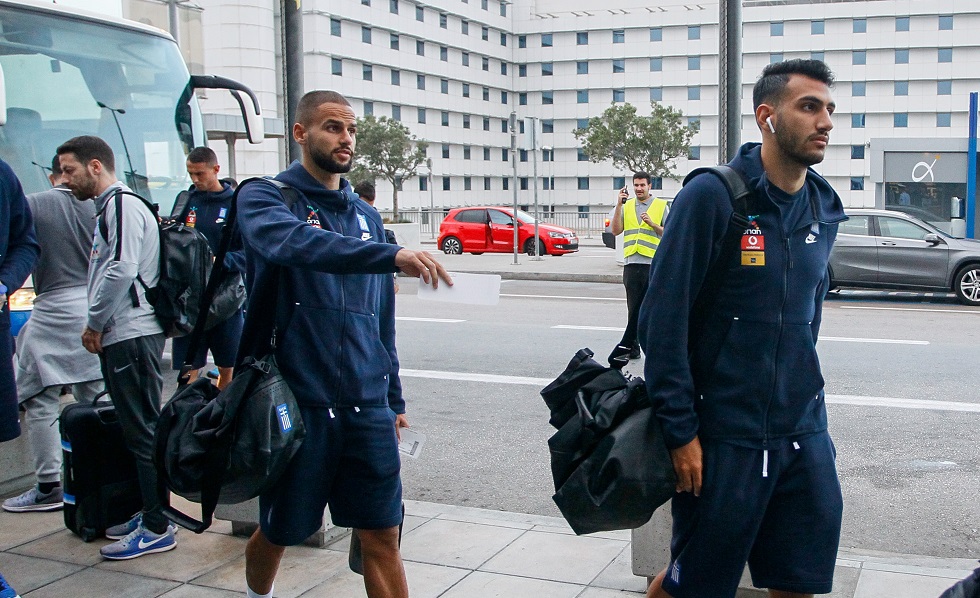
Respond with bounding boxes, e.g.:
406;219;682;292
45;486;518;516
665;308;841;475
186;146;218;166
753;59;835;111
296;90;352;127
56;135;115;173
353;181;375;201
632;171;652;184
50;154;62;175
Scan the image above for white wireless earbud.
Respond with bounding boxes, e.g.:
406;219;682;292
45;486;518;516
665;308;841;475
766;116;776;134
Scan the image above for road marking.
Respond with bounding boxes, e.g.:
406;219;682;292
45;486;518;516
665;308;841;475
396;317;465;323
552;325;625;332
837;306;980;315
821;336;929;345
500;293;625;301
399;369;980;413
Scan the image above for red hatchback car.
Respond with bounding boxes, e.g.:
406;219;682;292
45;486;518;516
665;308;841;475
439;207;579;256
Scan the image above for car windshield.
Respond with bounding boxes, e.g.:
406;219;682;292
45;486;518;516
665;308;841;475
514;209;537;224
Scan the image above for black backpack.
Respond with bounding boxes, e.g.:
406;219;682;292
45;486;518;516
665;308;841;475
98;189;213;338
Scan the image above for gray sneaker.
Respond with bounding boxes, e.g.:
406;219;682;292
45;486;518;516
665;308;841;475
2;486;64;513
105;513;178;540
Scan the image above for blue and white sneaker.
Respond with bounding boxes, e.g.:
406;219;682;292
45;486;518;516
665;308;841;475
0;571;22;598
100;524;176;560
105;512;177;540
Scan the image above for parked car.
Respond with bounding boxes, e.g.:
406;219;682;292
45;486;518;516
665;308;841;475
829;209;980;305
602;206;616;249
438;207;579;256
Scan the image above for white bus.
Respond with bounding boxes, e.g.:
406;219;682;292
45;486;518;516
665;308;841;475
0;0;263;331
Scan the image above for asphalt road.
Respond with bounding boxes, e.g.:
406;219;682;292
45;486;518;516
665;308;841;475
159;279;980;559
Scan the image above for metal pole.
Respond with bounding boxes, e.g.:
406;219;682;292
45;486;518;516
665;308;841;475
719;0;742;163
427;157;435;239
531;118;541;261
167;0;180;45
967;92;977;239
510;112;520;265
225;134;237;179
283;0;304;162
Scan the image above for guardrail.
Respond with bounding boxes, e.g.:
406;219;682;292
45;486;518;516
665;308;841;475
378;208;611;240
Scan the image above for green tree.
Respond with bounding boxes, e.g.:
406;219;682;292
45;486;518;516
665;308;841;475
573;102;699;180
352;115;428;220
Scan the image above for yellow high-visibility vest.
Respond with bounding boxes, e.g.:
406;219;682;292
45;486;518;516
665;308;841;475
622;197;668;259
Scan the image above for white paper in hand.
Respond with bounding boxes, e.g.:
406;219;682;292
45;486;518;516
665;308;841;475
398;428;426;459
416;272;500;305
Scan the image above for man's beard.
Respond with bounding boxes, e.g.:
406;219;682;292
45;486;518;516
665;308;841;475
67;177;98;200
775;128;826;168
310;144;354;173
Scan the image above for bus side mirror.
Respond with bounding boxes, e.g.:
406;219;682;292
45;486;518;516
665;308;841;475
0;65;7;126
189;75;264;144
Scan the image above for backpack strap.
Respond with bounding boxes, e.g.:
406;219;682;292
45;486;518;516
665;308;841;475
96;188;161;308
684;166;754;347
170;190;191;221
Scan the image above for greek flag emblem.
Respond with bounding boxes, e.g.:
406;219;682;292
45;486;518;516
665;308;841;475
277;404;292;433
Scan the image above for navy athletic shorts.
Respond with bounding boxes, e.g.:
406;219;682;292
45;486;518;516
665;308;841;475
259;405;403;546
170;309;243;369
662;431;843;598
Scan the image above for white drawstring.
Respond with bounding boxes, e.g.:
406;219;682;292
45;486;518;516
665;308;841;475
762;449;769;478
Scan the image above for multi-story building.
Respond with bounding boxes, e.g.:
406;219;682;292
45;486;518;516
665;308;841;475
149;0;980;229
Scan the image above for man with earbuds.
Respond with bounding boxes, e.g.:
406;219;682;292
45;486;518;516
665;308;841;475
638;59;847;598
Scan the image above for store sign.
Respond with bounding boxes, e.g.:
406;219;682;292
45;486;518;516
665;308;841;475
884;152;968;184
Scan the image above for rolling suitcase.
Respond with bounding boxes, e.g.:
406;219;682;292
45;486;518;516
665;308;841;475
60;392;143;541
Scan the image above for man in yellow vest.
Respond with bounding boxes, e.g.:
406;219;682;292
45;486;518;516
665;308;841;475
609;171;669;367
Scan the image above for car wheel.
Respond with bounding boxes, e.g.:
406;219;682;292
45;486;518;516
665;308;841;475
472;252;484;255
441;236;462;255
523;237;546;256
954;264;980;306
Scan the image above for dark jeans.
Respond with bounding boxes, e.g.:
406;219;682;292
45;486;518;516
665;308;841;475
620;263;651;349
100;333;167;533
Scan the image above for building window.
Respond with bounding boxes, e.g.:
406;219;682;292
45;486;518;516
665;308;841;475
613;176;626;189
542;33;553;47
937;113;952;127
688;146;701;160
442;177;450;191
650;57;662;71
363;100;373;115
501;91;508;104
416;40;424;56
894;81;908;96
939;15;953;30
462;52;469;66
688;117;700;128
483;118;490;131
612;89;625;102
938;48;953;62
440;12;447;28
391;104;401;121
361;26;372;43
577;90;589;103
519;64;527;77
518;35;526;48
362;0;370;4
482;56;489;71
542;120;554;133
483;146;490;160
519;92;527;106
362;64;372;80
441;79;448;93
688;56;700;70
688;86;701;100
577;32;588;45
542;91;553;104
651;177;663;190
500;62;507;75
852;81;866;96
330;18;341;36
576;118;589;130
441;143;450;158
577;148;588;161
500;32;507;46
896;16;909;31
811;51;824;61
688;25;700;40
650;87;662;101
390;33;399;50
415;5;423;20
519;177;528;190
502;177;509;190
419;177;427;191
938;80;952;95
482;26;489;41
462;83;470;97
331;58;342;75
613;29;625;43
578;177;590;190
484;177;491;190
501;148;508;161
417;107;426;124
577;61;589;74
894;113;908;127
770;22;784;36
481;0;487;9
543;177;554;190
464;177;472;191
483;87;490;101
416;74;425;90
390;70;400;85
850;177;864;191
811;20;824;34
770;53;783;64
852;113;866;128
542;62;554;76
519;149;528;162
650;27;662;41
461;20;469;34
463;146;471;159
853;18;866;33
895;49;909;64
852;50;866;65
500;2;506;16
463;114;470;129
440;46;448;61
851;145;865;159
542;148;553;162
389;0;398;12
612;59;625;73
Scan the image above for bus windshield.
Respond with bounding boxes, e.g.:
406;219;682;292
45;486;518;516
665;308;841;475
0;4;204;212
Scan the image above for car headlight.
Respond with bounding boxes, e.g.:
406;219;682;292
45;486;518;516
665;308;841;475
548;232;572;239
8;288;35;311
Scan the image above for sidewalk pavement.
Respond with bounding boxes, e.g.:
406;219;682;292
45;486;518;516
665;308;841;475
1;497;976;598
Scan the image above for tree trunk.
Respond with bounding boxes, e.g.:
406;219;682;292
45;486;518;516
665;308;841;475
392;185;400;221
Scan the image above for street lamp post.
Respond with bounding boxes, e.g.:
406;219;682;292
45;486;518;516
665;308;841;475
426;157;435;239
